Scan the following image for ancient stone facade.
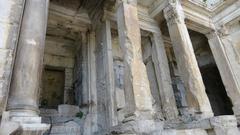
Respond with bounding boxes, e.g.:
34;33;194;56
0;0;240;135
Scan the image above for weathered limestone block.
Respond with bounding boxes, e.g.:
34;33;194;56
117;0;153;116
162;129;208;135
210;115;240;135
164;0;213;119
0;111;21;135
44;53;75;68
0;0;25;115
58;104;80;117
49;121;81;135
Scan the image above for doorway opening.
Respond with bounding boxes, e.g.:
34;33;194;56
40;68;65;109
189;30;234;116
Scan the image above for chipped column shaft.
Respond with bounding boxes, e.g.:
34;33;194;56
117;0;153;115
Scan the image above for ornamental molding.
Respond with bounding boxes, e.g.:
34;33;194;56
188;0;224;12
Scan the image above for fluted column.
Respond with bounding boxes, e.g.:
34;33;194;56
150;31;179;120
7;0;49;117
117;0;153;117
206;30;240;123
163;1;213;118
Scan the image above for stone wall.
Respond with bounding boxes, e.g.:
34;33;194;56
0;0;25;115
43;35;76;105
230;22;240;55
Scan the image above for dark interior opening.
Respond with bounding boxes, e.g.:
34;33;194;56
189;29;234;116
40;67;65;109
200;65;234;116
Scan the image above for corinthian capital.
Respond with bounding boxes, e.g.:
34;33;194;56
163;0;185;25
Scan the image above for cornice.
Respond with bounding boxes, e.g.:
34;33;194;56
213;1;240;27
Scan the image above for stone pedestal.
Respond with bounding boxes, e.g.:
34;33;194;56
207;31;240;124
117;0;153;117
210;115;240;135
163;1;213;119
6;0;50;134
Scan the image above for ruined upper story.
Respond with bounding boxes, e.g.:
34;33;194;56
48;0;239;39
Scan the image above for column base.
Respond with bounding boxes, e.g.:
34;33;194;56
1;111;50;135
11;116;50;135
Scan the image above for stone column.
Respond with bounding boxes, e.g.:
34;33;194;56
83;32;98;135
7;0;49;118
102;20;118;126
80;32;89;106
163;1;213;118
117;0;153;117
95;19;117;130
207;30;240;123
0;0;25;115
150;31;178;120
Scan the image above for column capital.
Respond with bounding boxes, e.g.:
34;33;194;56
163;1;185;26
